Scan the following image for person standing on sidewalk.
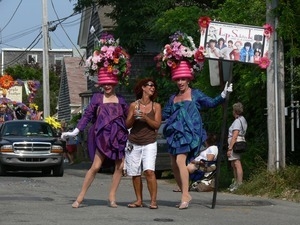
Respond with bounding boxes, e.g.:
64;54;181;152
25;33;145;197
125;78;162;209
227;102;247;192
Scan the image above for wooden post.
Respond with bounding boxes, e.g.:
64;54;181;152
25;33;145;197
212;61;233;209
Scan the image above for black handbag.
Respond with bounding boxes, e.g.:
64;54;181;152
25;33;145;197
233;141;247;153
232;118;247;153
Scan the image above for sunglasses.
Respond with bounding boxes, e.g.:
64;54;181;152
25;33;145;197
145;83;155;87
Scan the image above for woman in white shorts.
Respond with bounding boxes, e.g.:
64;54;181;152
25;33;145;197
125;78;162;209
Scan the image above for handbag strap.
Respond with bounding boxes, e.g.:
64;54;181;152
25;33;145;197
238;118;245;137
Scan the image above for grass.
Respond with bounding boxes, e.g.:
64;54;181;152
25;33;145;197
162;163;300;203
233;165;300;202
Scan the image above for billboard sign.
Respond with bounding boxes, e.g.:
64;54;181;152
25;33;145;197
200;21;269;65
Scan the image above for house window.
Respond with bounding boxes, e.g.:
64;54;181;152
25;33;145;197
27;54;37;64
54;56;63;73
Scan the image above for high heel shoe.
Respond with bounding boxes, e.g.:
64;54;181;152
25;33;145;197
108;200;118;208
178;197;192;210
178;201;189;210
72;200;81;208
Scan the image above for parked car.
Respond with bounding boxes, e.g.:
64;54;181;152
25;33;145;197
155;121;171;178
0;120;64;176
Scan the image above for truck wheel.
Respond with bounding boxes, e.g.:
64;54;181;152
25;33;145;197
0;165;7;176
53;163;64;177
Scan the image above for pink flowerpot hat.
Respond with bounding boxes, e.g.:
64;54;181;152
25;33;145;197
171;61;194;81
98;67;118;85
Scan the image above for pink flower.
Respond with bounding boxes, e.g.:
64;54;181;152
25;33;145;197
263;24;273;39
155;31;204;77
259;57;270;69
85;33;131;85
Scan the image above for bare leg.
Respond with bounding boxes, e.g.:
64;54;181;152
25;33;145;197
130;175;143;205
231;160;237;183
108;158;124;202
73;151;105;206
234;160;243;184
67;152;74;164
176;154;191;203
144;170;157;207
171;155;181;189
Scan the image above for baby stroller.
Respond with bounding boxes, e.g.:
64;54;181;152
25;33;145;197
189;159;217;192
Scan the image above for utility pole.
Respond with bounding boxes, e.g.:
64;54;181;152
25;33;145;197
42;0;50;118
266;0;286;171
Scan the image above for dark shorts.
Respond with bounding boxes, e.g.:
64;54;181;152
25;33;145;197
66;144;77;153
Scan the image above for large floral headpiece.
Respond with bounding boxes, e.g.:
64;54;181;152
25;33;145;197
154;31;204;77
85;33;131;85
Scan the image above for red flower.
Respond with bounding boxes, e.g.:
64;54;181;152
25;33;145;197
194;47;205;63
259;57;270;69
198;16;211;29
263;24;273;39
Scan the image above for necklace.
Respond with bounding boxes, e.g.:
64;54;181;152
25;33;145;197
139;99;151;107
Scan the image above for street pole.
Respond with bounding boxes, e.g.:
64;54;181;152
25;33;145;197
42;0;50;118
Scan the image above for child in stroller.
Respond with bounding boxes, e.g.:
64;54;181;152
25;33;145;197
187;133;218;191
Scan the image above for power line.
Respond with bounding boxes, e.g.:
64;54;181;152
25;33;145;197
50;0;84;63
1;0;23;32
2;31;43;68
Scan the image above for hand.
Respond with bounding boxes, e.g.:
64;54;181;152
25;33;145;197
61;128;79;140
227;149;232;157
134;110;142;119
221;81;233;98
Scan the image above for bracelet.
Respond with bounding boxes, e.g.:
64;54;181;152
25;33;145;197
228;148;232;151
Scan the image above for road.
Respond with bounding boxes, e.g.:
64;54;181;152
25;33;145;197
0;162;299;225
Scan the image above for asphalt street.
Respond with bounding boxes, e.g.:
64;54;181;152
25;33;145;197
0;162;299;225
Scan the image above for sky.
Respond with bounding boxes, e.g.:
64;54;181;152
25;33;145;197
0;0;81;50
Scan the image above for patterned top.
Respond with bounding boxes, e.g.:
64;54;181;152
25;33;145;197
162;89;224;162
77;93;128;161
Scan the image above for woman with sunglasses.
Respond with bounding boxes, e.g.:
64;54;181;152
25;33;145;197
125;78;162;209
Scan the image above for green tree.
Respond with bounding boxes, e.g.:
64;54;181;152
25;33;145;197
70;0;300;167
71;0;224;54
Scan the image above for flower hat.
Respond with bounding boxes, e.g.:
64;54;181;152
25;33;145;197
85;33;131;85
154;31;205;79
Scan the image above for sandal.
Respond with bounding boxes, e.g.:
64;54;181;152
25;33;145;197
72;200;81;208
178;201;189;210
108;200;118;208
172;188;181;192
127;202;143;208
149;205;158;209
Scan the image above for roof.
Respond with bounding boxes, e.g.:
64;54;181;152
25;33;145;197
64;57;87;105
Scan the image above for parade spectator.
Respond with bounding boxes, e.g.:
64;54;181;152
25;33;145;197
125;78;162;209
227;102;247;192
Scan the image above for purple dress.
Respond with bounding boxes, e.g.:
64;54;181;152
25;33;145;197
77;93;128;161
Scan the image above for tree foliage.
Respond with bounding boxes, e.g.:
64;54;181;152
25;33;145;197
70;0;300;165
